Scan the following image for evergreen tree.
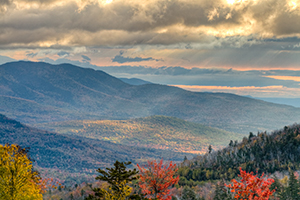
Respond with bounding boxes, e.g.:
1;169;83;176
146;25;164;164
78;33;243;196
86;160;138;200
181;186;196;200
208;145;212;154
228;140;233;147
213;179;232;200
184;156;188;161
287;170;300;200
248;132;254;140
270;175;282;199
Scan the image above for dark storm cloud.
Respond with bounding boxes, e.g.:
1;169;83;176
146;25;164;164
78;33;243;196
57;51;70;57
112;51;161;63
26;52;38;58
81;55;91;61
0;0;11;5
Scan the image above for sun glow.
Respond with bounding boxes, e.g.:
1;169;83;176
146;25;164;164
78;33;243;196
227;0;235;4
288;0;298;10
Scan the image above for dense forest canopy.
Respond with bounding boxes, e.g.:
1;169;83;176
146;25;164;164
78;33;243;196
178;124;300;186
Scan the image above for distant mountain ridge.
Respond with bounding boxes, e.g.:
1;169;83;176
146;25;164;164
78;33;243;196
1;61;300;133
35;115;241;154
256;97;300;108
119;78;152;85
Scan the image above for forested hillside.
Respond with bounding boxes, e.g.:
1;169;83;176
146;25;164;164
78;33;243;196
1;61;300;134
35;116;240;154
0;114;193;172
178;123;300;186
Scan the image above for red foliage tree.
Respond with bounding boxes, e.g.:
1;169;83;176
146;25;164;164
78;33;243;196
137;159;179;200
225;168;275;200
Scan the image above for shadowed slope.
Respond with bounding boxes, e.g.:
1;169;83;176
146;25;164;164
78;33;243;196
0;114;194;172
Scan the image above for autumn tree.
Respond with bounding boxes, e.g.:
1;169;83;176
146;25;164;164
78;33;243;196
225;168;275;200
137;159;179;200
86;160;138;200
0;144;43;200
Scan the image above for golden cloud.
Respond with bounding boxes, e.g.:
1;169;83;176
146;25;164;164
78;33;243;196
0;0;300;48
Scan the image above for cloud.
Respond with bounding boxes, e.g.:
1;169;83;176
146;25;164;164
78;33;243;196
111;51;161;63
57;51;70;57
264;76;300;82
26;52;38;58
0;0;11;5
0;0;300;48
81;55;91;61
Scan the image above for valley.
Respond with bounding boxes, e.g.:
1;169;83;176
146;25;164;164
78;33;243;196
35;115;241;154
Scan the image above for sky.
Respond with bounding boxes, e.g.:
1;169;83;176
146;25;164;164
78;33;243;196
1;0;300;98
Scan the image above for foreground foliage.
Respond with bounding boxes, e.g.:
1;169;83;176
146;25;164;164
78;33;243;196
0;144;43;200
86;161;138;200
137;159;179;200
225;168;275;200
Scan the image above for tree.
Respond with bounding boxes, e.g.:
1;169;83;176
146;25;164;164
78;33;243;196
225;168;275;200
208;145;212;154
213;179;232;200
137;159;179;200
270;175;283;199
0;144;43;200
286;170;300;200
86;160;138;200
181;186;196;200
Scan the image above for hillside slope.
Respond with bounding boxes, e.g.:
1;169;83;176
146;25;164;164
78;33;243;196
178;123;300;185
1;61;300;133
0;114;193;172
36;116;241;154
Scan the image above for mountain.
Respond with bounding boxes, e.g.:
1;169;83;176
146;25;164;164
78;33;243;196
119;78;152;85
35;116;241;154
256;97;300;108
178;123;300;186
0;114;193;172
1;61;300;133
0;55;15;65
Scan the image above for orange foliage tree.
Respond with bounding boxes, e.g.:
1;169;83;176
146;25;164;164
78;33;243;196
38;177;63;194
137;159;179;200
225;168;275;200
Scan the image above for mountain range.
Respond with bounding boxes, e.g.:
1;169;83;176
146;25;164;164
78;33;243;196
1;61;300;133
